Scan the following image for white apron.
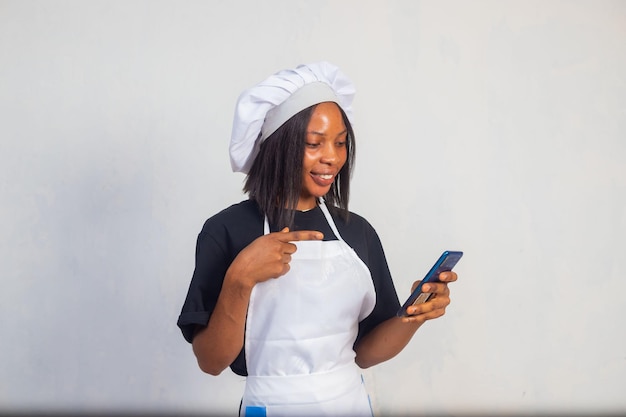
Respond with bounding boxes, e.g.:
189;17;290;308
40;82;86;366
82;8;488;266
241;200;376;417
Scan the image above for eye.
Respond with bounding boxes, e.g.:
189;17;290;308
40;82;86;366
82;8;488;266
305;142;321;149
335;141;347;147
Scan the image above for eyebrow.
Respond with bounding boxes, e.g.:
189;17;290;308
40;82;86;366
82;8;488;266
307;129;348;139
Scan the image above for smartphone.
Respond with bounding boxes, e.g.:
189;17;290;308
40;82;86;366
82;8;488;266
396;250;463;317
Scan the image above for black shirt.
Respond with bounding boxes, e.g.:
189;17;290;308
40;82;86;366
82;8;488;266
177;199;400;376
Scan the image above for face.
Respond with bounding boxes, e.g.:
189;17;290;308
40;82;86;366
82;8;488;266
298;102;348;210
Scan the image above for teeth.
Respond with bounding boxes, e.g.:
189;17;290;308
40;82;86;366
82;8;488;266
318;174;332;180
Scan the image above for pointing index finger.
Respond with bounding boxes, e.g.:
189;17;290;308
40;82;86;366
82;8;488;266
277;230;324;242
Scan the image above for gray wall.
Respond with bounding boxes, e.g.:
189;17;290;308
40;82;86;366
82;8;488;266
1;1;624;415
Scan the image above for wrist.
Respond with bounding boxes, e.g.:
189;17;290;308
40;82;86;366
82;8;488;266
223;267;255;297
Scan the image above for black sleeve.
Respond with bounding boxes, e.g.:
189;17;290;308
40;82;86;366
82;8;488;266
355;221;401;343
176;221;231;343
176;200;262;344
176;201;261;377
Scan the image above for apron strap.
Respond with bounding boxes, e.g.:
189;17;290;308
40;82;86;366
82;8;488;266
317;198;345;242
263;215;270;235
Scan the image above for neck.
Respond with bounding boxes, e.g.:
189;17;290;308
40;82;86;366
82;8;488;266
295;197;318;211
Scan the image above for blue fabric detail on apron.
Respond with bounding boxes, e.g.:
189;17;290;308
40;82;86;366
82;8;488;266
245;406;267;417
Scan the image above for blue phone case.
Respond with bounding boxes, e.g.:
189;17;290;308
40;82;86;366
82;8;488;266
396;250;463;317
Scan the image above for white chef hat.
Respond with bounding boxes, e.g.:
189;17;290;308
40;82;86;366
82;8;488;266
229;61;356;173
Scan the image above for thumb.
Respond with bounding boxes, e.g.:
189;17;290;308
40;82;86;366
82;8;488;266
280;227;290;233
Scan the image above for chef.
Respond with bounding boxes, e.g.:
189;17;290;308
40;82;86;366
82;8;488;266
177;61;458;417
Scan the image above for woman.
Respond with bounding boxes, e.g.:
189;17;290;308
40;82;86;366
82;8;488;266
177;62;458;417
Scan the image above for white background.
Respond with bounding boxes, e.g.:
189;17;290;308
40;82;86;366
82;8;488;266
1;1;625;416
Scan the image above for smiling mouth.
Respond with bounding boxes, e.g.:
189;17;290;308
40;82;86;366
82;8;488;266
310;172;335;186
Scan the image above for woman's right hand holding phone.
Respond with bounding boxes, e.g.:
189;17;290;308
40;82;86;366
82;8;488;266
402;271;457;323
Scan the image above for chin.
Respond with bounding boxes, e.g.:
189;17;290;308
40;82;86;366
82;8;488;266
313;189;332;199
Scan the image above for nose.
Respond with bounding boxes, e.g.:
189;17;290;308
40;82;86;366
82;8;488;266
320;142;339;164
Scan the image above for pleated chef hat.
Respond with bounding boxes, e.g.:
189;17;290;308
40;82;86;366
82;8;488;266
229;61;356;173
